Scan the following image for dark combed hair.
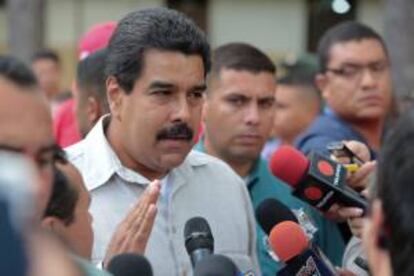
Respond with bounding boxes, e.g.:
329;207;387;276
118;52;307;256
76;48;109;113
43;167;78;226
0;55;38;88
211;42;276;76
31;49;60;65
317;21;388;73
106;7;211;94
377;108;414;275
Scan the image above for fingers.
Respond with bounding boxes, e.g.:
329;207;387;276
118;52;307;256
343;140;371;162
130;204;158;253
347;161;376;190
348;217;364;238
123;180;161;230
338;207;364;219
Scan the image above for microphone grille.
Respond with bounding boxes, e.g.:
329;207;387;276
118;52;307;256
107;253;153;276
184;216;214;254
256;198;298;235
194;254;239;276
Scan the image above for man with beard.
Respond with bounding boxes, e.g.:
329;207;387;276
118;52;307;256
66;8;259;276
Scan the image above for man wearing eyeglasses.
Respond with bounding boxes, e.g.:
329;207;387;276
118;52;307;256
296;21;393;158
295;21;392;274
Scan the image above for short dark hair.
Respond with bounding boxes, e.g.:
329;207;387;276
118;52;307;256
31;49;60;65
43;166;78;226
106;7;210;94
76;48;109;113
377;108;414;275
211;42;276;76
0;55;38;88
317;21;388;73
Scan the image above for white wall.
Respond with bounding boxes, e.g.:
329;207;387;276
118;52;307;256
357;0;384;35
46;0;163;47
208;0;307;54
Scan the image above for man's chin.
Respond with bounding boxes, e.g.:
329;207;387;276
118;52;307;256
159;151;191;169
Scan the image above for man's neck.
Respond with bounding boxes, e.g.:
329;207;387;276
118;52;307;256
204;138;253;178
106;119;167;180
350;119;384;152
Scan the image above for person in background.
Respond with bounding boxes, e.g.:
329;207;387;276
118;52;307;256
53;21;117;147
197;42;344;274
73;49;110;137
31;49;71;115
261;56;321;161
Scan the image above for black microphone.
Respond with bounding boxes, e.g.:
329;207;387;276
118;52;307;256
270;146;368;213
107;253;153;276
269;221;336;276
194;254;240;276
256;198;298;235
184;216;214;268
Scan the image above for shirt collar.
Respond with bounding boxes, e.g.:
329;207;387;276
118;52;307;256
195;136;262;188
81;115;150;190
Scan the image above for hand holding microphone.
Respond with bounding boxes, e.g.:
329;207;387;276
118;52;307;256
269;145;369;215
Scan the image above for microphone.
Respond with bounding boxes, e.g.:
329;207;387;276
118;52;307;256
194;254;240;276
256;198;298;235
269;221;336;276
270;145;368;213
184;216;214;268
256;198;317;240
107;253;153;276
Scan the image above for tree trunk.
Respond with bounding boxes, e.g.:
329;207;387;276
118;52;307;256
7;0;46;64
383;0;414;108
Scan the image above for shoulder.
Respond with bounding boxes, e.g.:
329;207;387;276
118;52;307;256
295;114;352;155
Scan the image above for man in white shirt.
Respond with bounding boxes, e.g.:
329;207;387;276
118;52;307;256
66;7;259;276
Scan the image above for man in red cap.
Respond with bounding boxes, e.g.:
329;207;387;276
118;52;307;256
53;22;117;147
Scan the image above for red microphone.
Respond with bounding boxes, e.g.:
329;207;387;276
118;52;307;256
269;221;336;276
270;145;368;212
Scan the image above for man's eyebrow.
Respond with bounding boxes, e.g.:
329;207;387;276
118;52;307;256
148;81;176;90
192;83;207;91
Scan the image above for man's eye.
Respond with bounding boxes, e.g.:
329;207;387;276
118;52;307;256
341;67;359;76
227;97;246;106
153;90;172;96
188;91;204;99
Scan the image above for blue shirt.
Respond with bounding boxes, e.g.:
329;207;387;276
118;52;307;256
295;108;376;158
194;140;345;275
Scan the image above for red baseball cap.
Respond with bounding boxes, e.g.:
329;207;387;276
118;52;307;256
78;21;117;60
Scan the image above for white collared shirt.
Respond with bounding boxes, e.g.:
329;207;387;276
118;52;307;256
66;116;260;276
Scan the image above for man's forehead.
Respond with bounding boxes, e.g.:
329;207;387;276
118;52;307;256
328;39;387;64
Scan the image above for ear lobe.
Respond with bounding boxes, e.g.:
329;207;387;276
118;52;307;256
106;76;123;121
315;73;329;100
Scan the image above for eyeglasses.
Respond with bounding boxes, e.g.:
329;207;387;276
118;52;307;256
325;61;389;82
0;144;67;171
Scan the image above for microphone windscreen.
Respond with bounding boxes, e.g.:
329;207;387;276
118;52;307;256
269;221;309;263
255;198;298;235
184;216;214;253
269;145;309;188
107;253;153;276
194;254;239;276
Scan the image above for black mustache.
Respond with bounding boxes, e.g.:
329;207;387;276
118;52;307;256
156;123;194;141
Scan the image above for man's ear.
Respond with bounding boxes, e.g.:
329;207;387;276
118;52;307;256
106;76;124;121
86;96;101;126
41;217;64;233
315;73;329;100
